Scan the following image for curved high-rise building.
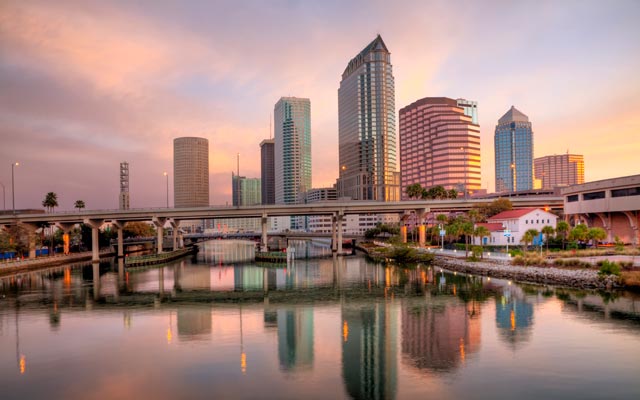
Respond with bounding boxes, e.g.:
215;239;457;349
173;137;209;207
494;106;533;193
337;35;399;201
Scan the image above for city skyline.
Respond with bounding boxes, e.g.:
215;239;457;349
1;0;639;210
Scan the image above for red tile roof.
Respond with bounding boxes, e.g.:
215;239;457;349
489;208;538;220
476;223;504;232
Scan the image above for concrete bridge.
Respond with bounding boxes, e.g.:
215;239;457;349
0;197;562;262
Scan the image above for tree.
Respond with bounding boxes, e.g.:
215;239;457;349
405;183;424;200
556;220;570;250
74;200;86;212
474;225;490;259
448;189;458;199
460;220;474;257
569;224;589;245
521;228;539;251
475;198;513;220
425;185;448;200
587;227;607;248
541;225;555;253
123;222;156;238
42;192;59;213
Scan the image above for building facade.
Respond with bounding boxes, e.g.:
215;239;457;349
482;208;557;247
173;137;209;208
399;97;481;200
494;106;534;193
534;154;584;189
232;174;261;206
337;35;399;201
274;97;311;207
260;139;275;205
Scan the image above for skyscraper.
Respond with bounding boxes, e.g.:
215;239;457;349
494;106;534;192
173;137;209;207
534;154;585;189
274;97;311;206
337;35;399;201
260;139;275;205
119;161;129;210
232;174;261;206
399;97;481;199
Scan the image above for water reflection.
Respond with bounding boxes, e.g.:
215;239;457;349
342;302;397;400
1;241;640;399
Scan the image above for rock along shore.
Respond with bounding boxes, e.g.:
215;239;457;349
433;255;620;290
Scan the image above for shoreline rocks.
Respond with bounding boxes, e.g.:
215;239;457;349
434;255;621;290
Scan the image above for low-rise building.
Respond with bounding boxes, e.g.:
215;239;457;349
482;208;558;246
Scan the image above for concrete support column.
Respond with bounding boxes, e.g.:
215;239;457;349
261;213;268;252
112;221;125;258
57;223;76;256
152;217;167;254
622;211;639;247
416;208;429;247
169;219;180;250
337;211;344;256
400;226;407;244
595;213;612;242
331;214;337;253
84;219;104;263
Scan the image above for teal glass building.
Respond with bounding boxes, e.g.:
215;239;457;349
494;106;534;192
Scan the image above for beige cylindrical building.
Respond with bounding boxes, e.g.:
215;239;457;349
173;137;209;208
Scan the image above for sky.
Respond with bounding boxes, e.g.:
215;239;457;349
1;0;639;211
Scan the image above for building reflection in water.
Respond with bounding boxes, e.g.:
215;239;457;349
199;240;255;264
342;302;397;400
495;285;534;350
275;308;314;372
177;307;212;341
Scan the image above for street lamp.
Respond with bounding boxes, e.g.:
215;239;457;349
11;162;19;215
0;181;5;211
163;172;169;208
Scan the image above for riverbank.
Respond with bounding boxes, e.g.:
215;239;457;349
0;250;115;277
434;255;620;289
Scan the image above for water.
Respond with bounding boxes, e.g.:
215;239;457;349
1;240;639;399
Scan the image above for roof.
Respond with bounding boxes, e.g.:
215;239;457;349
488;208;538;220
476;223;504;232
498;105;529;124
342;35;389;77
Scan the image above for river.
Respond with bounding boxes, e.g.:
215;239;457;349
1;240;639;399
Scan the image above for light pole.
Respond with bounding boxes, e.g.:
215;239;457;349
163;172;169;208
11;162;19;215
0;182;5;211
460;147;467;199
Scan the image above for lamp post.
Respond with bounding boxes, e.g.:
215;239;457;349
11;162;19;215
163;172;169;208
0;182;5;211
460;147;467;199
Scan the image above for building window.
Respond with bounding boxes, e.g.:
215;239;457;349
611;187;640;198
583;191;605;201
567;194;579;202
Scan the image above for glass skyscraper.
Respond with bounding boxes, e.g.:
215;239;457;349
494;106;534;192
260;139;275;205
274;97;311;207
337;35;399;201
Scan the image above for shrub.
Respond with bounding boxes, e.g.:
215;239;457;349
471;246;483;258
598;260;621;277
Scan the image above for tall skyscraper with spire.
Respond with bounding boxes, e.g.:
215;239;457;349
494;106;534;192
337;35;399;201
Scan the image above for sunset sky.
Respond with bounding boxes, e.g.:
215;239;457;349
1;0;639;211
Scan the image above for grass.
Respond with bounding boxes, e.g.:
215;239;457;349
621;271;640;289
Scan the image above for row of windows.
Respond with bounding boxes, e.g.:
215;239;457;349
525;219;551;225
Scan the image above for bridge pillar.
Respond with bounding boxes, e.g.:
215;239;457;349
170;219;181;250
261;213;268;252
416;208;429;247
152;217;167;254
84;219;104;263
331;214;337;253
57;222;76;255
337;211;344;255
17;222;41;259
112;220;126;258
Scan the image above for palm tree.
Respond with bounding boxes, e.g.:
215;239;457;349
569;224;589;246
521;228;539;252
474;225;490;259
556;221;570;250
74;200;86;212
541;225;555;253
448;189;458;199
460;220;474;257
405;183;423;200
588;227;606;249
42;192;59;213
